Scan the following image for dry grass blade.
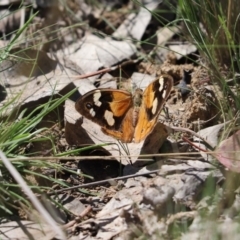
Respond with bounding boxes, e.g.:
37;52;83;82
0;151;66;240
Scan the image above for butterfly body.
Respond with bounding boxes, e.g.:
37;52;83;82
75;75;173;143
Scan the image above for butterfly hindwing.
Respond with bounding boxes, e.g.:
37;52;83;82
102;107;135;142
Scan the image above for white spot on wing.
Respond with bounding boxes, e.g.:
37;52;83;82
159;76;164;92
152;98;158;115
104;110;115;126
93;91;102;107
90;108;95;117
162;90;166;98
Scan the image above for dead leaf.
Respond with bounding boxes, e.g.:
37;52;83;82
215;130;240;172
0;220;62;239
0;47;73;114
113;0;160;39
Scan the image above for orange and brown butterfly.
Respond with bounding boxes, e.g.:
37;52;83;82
75;75;173;143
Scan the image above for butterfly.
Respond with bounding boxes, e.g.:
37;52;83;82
75;75;173;143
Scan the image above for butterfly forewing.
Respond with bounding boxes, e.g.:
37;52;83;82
134;75;173;143
75;89;133;131
144;75;173;121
